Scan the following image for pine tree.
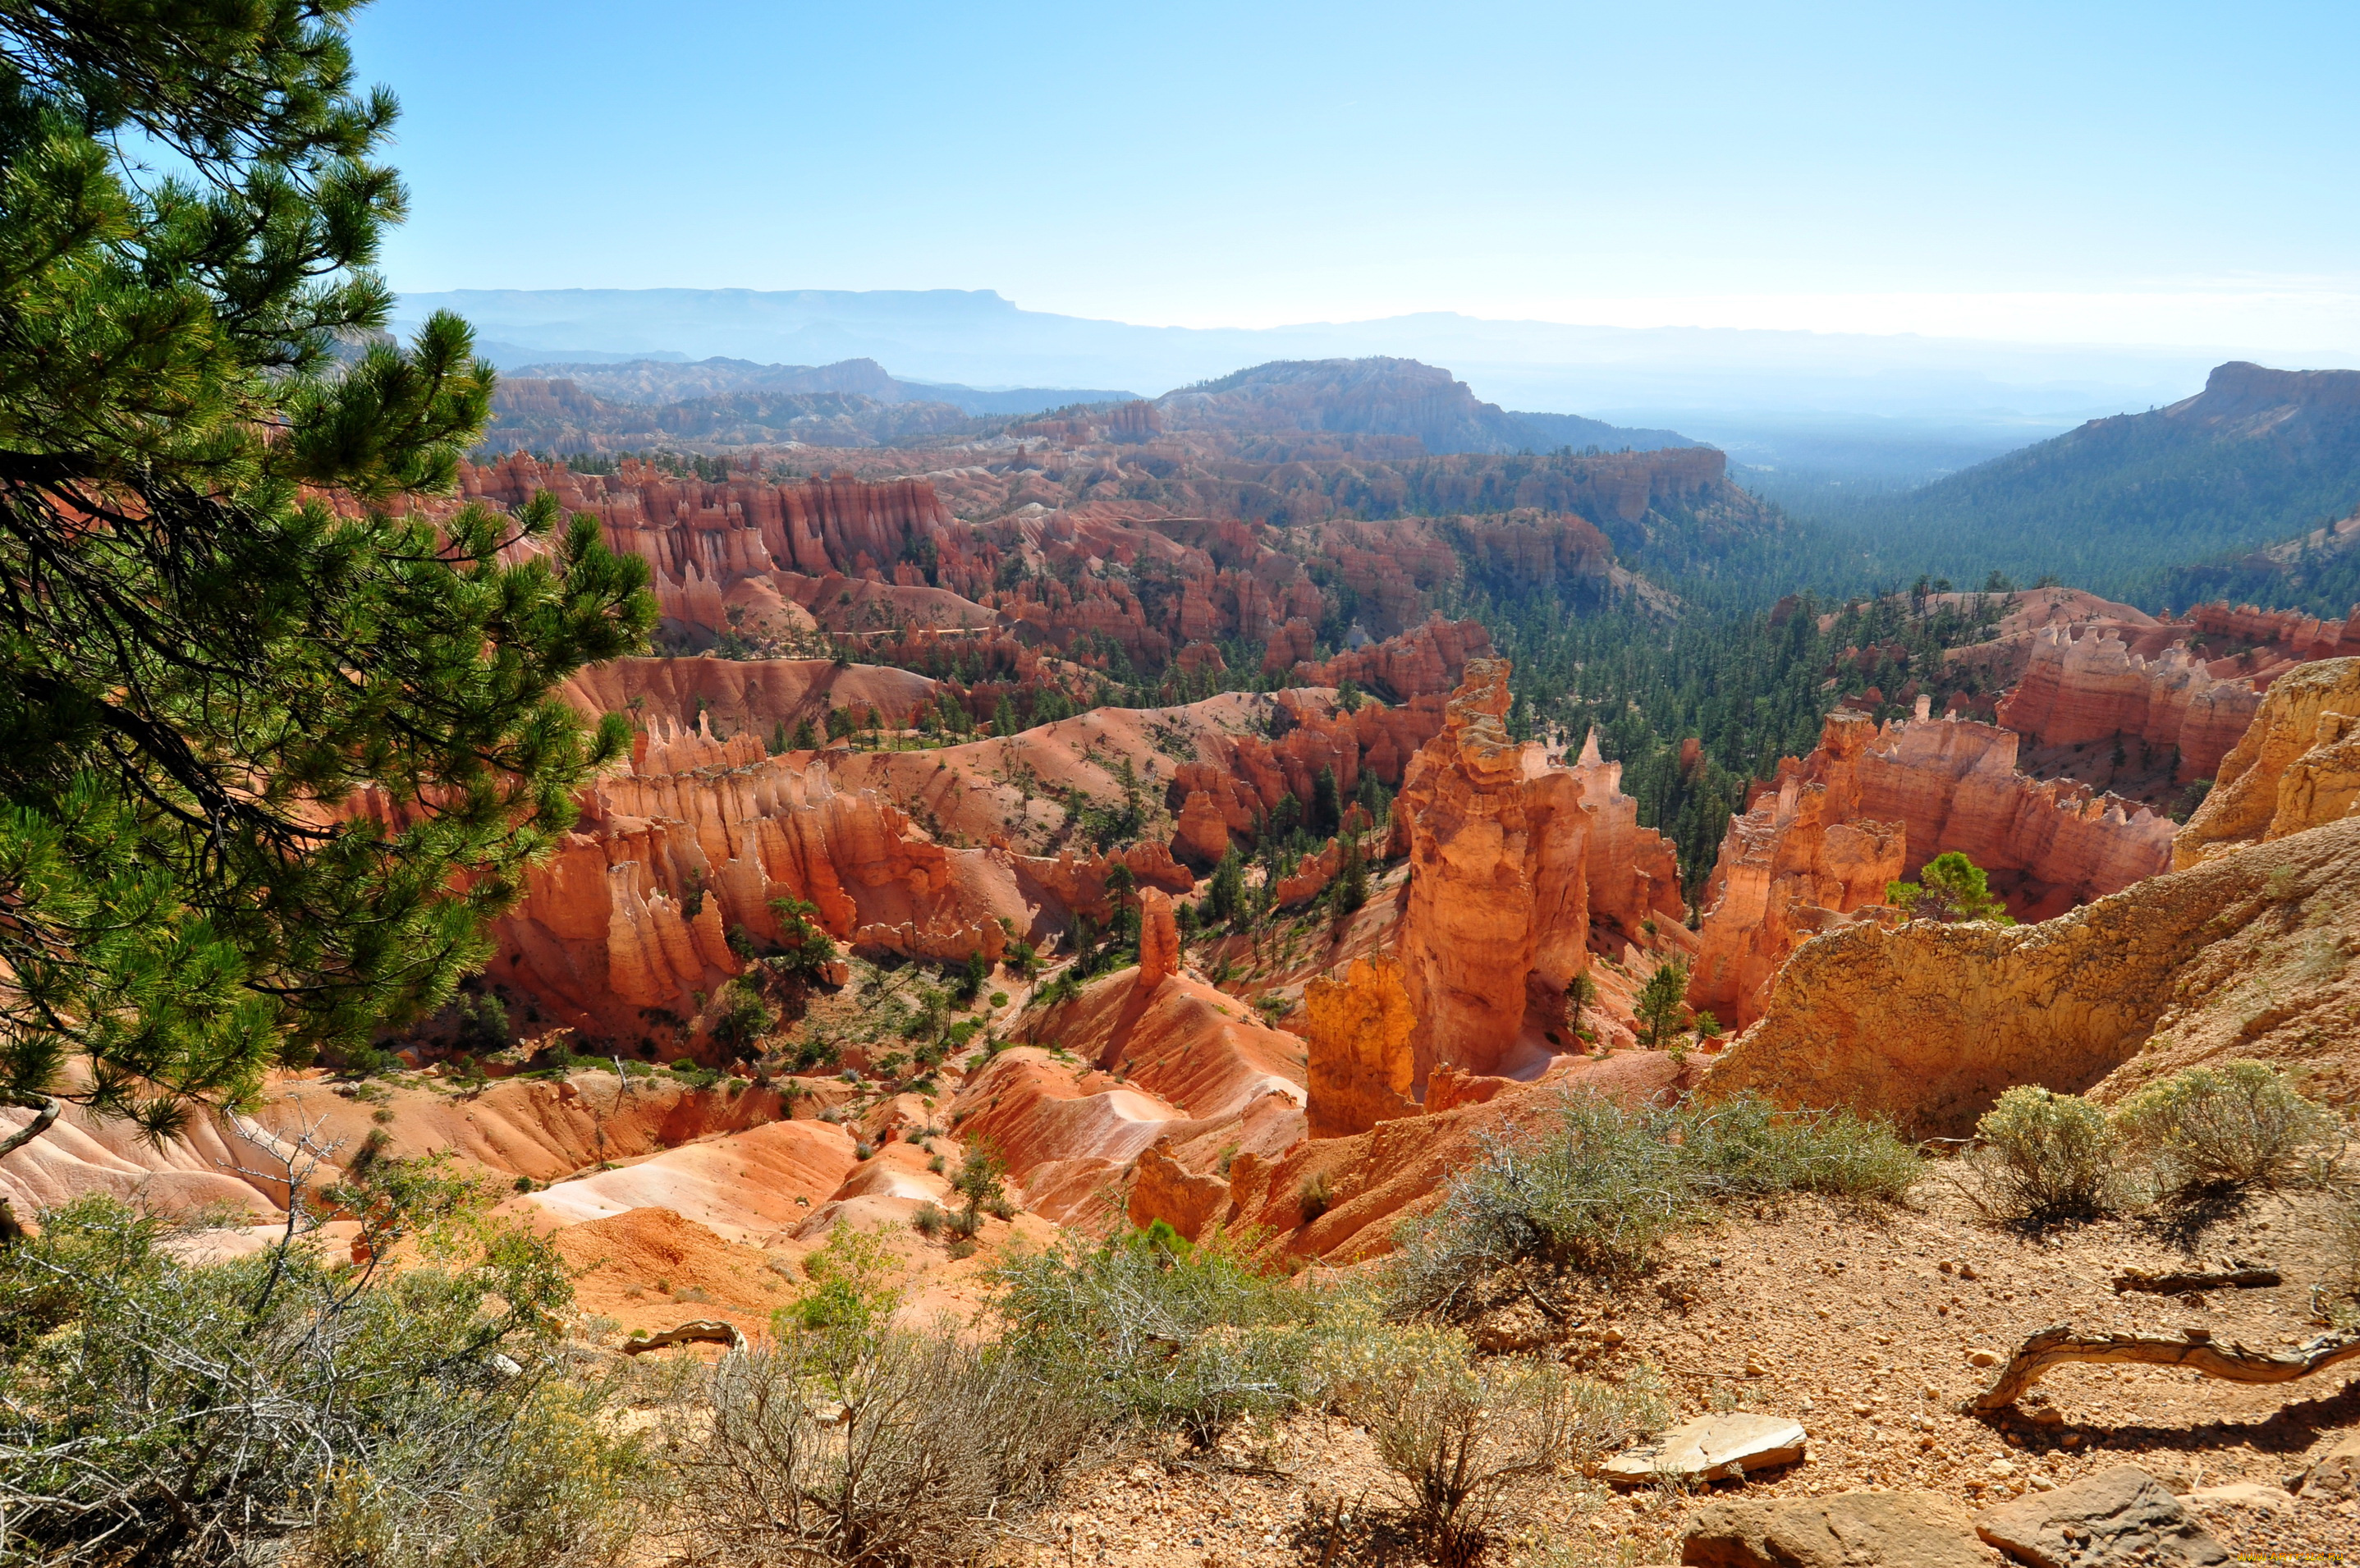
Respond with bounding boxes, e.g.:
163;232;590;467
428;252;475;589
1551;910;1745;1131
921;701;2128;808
1633;961;1690;1052
0;3;656;1158
1885;851;2014;924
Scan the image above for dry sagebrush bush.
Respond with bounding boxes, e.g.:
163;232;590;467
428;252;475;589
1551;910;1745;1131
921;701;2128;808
1968;1085;2118;1224
677;1334;1103;1568
2110;1061;2339;1193
1341;1323;1667;1568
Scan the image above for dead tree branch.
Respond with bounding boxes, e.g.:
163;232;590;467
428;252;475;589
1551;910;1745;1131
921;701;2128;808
621;1319;747;1355
2112;1266;2280;1295
1971;1323;2360;1412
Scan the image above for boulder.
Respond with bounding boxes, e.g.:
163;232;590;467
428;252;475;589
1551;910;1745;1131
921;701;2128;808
2297;1430;2360;1499
1681;1491;1993;1567
1973;1465;2229;1568
1602;1412;1807;1486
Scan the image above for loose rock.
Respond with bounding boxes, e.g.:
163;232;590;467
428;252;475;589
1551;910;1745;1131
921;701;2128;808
1679;1490;1996;1567
1974;1465;2230;1567
1604;1412;1808;1486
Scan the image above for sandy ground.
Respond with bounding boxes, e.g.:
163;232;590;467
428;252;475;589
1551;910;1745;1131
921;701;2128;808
980;1176;2360;1566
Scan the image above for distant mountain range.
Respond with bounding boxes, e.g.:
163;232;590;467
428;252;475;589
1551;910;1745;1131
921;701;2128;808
1159;359;1692;455
398;287;2225;428
1815;361;2360;607
475;354;1697;457
506;355;1139;418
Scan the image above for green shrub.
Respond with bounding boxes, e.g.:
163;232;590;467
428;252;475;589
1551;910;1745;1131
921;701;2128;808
1298;1171;1333;1224
988;1231;1321;1442
1632;961;1689;1050
1973;1086;2115;1222
769;1226;904;1357
0;1177;651;1568
1679;1095;1923;1201
2111;1061;2339;1191
1886;850;2014;924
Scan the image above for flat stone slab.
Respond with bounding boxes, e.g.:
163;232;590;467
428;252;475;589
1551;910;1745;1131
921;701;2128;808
1682;1490;1996;1567
1602;1411;1806;1485
1975;1465;2229;1568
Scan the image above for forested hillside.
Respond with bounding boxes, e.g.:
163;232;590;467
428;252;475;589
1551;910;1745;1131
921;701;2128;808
1789;361;2360;607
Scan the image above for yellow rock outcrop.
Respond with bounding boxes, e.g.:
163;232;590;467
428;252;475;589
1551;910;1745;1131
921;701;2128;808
2174;657;2360;868
1712;814;2360;1134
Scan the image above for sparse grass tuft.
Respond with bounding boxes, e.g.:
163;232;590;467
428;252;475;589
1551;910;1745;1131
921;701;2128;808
1387;1090;1918;1318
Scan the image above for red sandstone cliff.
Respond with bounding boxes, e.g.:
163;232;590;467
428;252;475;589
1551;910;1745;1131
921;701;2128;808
1996;626;2264;783
1291;614;1494;702
1689;699;2179;1029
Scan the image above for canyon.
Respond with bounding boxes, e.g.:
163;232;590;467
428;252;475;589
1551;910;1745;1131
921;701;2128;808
21;346;2360;1567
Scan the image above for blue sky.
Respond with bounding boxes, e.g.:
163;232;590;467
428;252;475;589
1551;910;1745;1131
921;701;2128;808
352;0;2360;350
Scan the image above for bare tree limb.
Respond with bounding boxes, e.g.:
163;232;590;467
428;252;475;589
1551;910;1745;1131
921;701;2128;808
0;1090;62;1161
1970;1323;2360;1412
2112;1266;2280;1295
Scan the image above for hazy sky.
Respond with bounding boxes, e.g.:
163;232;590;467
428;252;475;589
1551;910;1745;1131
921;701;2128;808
353;0;2360;351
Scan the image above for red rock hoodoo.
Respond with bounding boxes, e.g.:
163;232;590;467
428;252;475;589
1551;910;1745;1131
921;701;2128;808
1391;659;1685;1082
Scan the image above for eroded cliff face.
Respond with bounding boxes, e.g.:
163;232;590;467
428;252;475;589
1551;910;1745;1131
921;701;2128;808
1688;702;2181;1029
1391;660;1684;1081
466;718;996;1044
1687;712;1906;1030
2174;657;2360;867
463;710;1203;1048
1290;613;1494;702
1996;627;2265;783
1853;712;2174;919
2188;601;2360;666
1711;813;2360;1134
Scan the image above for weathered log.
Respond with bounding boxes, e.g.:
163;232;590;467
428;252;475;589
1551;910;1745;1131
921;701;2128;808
622;1318;747;1355
1971;1323;2360;1412
2111;1266;2280;1295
